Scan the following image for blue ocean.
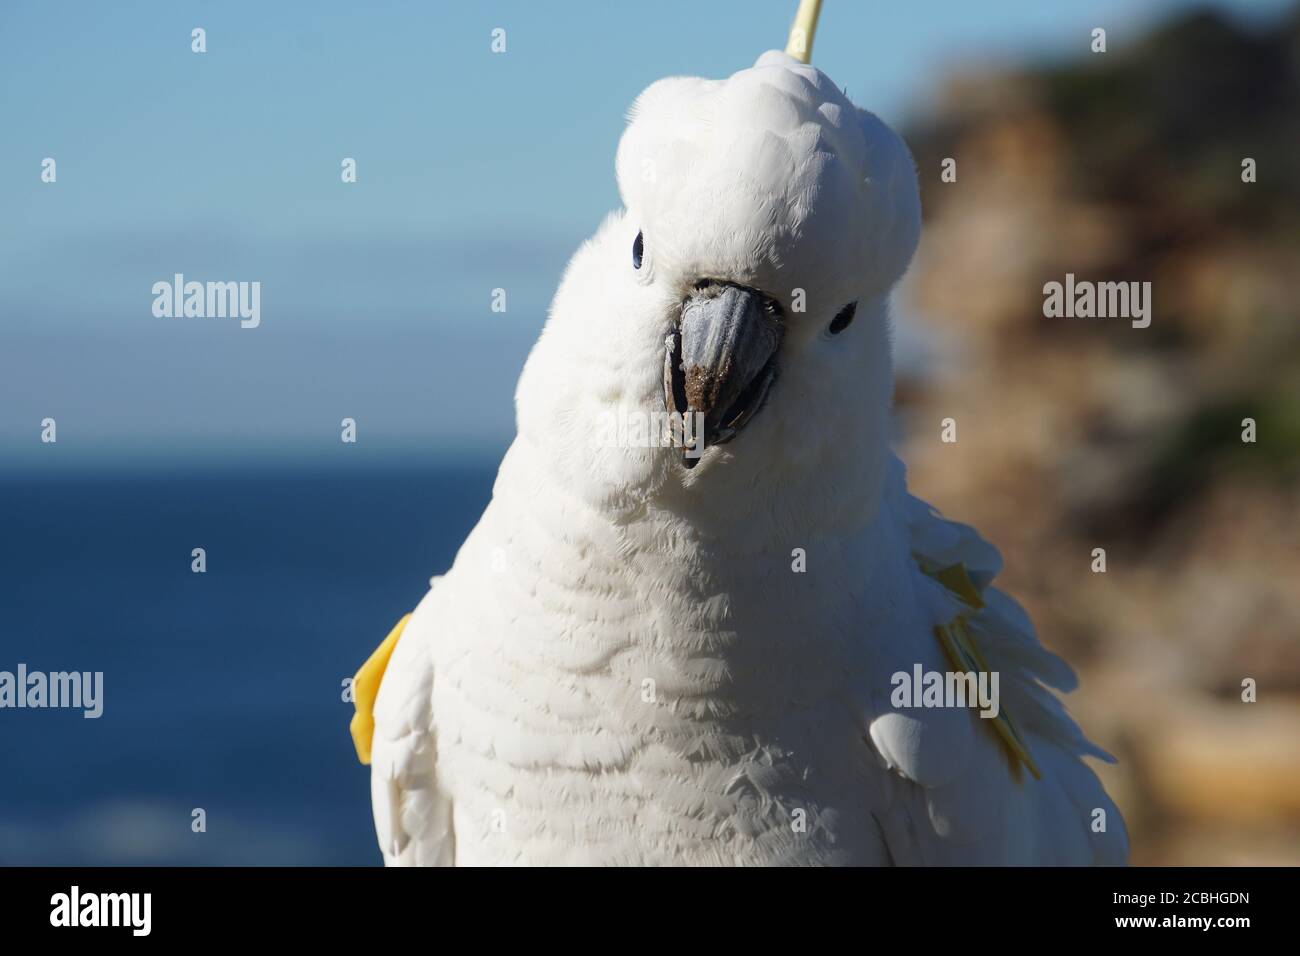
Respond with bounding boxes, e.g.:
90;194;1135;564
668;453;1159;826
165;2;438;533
0;460;497;865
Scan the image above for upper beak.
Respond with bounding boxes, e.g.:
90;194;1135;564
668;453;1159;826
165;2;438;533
664;282;783;466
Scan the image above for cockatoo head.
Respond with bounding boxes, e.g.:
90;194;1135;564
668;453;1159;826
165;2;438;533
517;51;921;524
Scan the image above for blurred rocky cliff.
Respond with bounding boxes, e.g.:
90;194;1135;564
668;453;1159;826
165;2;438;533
896;6;1300;864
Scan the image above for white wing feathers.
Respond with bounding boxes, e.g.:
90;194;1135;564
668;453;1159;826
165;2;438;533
866;457;1129;864
369;596;453;867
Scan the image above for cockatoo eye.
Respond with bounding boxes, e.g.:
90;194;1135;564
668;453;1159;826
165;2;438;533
828;301;857;335
632;231;644;270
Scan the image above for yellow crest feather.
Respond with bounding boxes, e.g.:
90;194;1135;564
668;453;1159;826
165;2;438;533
785;0;823;63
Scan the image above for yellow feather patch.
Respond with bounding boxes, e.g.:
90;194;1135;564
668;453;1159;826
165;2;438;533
931;562;985;611
926;564;1041;782
349;613;411;766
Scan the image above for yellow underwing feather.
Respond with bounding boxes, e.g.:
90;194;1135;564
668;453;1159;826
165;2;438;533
349;613;412;765
926;565;1042;781
932;562;985;610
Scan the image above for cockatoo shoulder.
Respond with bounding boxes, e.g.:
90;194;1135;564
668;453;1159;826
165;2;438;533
365;586;454;866
861;457;1130;864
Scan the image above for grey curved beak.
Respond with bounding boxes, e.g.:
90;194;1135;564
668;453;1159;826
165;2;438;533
664;282;783;467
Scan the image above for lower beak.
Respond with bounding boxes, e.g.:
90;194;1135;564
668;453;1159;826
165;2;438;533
664;282;783;466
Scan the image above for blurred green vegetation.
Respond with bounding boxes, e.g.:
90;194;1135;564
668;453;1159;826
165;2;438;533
1044;10;1300;229
906;4;1300;527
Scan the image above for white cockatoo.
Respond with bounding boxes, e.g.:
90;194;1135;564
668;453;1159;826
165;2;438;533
349;5;1128;866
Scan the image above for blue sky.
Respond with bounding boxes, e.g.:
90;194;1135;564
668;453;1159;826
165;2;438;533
1;0;1290;470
